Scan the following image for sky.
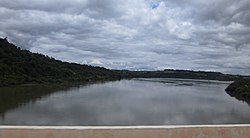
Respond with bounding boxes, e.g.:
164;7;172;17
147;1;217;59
0;0;250;75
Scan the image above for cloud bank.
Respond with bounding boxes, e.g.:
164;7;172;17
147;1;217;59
0;0;250;74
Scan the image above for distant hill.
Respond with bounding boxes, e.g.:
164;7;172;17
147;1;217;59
0;38;121;87
116;69;245;81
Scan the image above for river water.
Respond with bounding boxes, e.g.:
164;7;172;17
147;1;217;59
0;78;250;125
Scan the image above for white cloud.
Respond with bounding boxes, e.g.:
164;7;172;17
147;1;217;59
90;59;104;66
0;0;250;75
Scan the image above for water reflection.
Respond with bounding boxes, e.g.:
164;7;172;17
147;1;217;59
0;78;250;125
226;91;250;106
0;84;79;117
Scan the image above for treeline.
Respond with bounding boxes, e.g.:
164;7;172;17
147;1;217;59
0;38;121;87
0;37;248;87
116;69;245;81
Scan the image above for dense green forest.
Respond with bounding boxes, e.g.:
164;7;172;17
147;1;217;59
0;37;248;87
0;38;121;87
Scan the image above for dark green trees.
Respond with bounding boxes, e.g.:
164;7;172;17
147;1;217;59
0;38;120;87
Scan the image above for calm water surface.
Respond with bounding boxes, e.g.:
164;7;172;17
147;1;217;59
0;78;250;125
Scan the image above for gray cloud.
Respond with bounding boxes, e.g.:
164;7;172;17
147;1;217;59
0;0;250;75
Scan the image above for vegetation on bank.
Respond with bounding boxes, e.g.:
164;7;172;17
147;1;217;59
0;37;248;87
225;79;250;105
0;38;122;87
117;69;243;81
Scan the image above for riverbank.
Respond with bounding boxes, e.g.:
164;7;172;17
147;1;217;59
225;79;250;105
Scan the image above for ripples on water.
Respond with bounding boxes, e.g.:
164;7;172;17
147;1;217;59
0;78;249;126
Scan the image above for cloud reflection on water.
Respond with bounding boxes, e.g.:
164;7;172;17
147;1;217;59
0;78;250;125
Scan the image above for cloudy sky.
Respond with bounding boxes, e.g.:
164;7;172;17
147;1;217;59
0;0;250;75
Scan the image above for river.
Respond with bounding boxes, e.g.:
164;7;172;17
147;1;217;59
0;78;250;125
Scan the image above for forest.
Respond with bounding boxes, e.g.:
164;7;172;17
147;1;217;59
0;37;248;87
0;38;122;87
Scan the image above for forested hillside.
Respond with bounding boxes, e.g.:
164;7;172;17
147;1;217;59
0;37;248;87
0;38;120;87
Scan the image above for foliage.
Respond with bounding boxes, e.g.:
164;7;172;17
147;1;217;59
0;37;247;87
225;79;250;105
116;69;244;81
0;38;121;87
